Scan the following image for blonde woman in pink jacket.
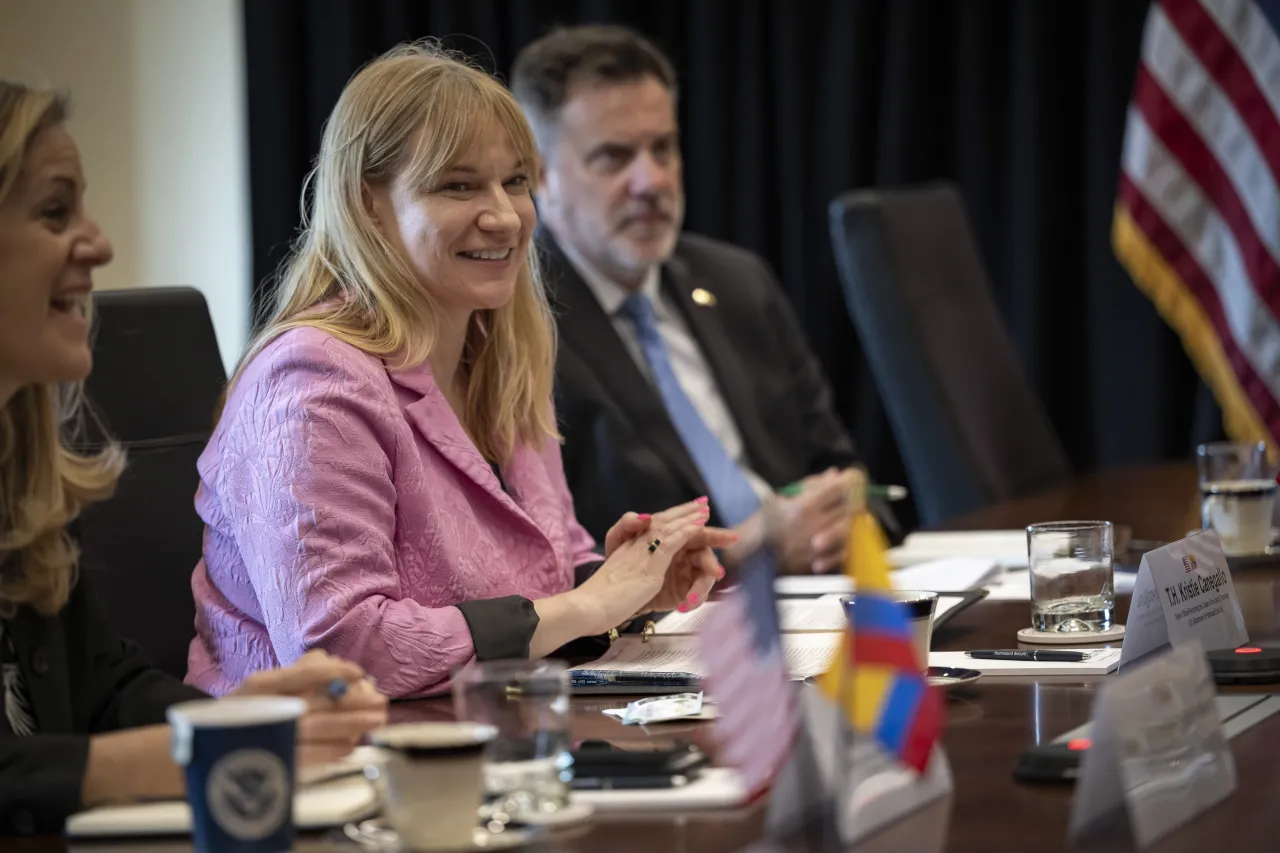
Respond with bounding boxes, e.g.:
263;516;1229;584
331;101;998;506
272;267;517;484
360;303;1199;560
186;43;733;699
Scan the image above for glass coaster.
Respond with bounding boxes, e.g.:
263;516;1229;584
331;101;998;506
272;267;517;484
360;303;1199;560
1016;624;1126;645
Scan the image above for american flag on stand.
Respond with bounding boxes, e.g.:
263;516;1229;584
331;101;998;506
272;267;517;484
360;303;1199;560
1117;0;1280;451
696;550;799;798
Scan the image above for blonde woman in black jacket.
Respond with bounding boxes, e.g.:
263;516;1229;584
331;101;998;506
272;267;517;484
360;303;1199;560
0;81;389;836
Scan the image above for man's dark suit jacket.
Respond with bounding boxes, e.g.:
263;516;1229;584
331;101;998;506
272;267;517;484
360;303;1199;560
545;230;859;543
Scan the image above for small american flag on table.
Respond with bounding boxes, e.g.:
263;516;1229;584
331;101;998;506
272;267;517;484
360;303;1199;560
696;550;799;798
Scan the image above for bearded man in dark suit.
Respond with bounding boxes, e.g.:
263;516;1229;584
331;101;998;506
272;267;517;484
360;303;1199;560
513;24;869;575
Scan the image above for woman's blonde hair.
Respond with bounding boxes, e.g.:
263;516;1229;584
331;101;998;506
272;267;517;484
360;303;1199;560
0;82;125;616
235;41;559;461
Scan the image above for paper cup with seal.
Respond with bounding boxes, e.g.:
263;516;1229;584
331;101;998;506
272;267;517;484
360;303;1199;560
167;696;307;853
364;721;497;851
841;590;938;671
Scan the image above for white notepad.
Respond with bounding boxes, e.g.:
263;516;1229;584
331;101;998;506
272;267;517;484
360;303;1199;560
928;647;1122;676
889;530;1029;568
65;773;378;838
571;632;843;680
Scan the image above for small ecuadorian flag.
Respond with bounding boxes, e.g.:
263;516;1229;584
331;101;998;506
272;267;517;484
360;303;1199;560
817;507;942;773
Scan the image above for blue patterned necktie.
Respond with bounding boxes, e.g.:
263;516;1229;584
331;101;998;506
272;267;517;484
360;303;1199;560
617;292;763;527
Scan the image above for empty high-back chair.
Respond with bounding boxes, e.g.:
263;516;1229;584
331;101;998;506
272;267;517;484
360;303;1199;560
78;287;226;678
828;183;1071;526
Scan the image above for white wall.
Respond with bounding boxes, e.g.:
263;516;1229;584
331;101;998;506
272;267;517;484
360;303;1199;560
0;0;251;373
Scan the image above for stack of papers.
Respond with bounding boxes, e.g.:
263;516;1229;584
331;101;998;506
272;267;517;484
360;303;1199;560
774;556;1002;597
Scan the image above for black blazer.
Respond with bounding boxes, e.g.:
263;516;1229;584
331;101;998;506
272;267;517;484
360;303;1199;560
0;570;205;836
546;231;859;543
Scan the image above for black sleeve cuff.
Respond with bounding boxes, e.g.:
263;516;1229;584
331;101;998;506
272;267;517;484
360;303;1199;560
573;559;603;587
456;597;540;661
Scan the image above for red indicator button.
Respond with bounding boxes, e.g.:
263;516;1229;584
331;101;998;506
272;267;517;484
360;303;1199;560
1067;738;1092;751
1236;647;1263;654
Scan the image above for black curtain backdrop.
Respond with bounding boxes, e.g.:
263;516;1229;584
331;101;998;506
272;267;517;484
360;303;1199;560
243;0;1223;529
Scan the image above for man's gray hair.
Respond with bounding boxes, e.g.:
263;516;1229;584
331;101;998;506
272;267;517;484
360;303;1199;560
510;24;678;154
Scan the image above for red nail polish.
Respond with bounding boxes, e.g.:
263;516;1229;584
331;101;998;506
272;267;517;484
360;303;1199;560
687;593;698;606
695;495;709;504
716;564;726;579
695;517;708;526
677;603;689;613
636;513;652;521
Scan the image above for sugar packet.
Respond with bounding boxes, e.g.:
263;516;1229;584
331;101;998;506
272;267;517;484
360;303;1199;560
603;692;706;725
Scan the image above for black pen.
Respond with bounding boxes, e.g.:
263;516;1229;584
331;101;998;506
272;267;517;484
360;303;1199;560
967;649;1088;662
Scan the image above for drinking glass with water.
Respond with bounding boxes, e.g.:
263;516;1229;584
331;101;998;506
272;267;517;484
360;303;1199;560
1196;441;1277;555
1027;520;1114;633
452;659;573;822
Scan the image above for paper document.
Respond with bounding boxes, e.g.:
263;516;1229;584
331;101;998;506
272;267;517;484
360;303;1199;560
888;530;1029;568
773;574;853;596
571;633;842;680
654;594;847;635
892;557;1003;591
775;557;1002;598
929;648;1122;676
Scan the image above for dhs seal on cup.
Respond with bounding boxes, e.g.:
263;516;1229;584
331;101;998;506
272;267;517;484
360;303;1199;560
168;696;306;853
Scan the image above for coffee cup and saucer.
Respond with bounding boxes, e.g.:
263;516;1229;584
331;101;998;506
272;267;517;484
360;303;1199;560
345;721;542;852
1197;441;1280;566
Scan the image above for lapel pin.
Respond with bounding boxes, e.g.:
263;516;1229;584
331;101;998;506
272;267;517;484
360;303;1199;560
691;287;717;307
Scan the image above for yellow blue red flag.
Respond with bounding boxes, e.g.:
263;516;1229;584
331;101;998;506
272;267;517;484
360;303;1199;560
817;510;942;772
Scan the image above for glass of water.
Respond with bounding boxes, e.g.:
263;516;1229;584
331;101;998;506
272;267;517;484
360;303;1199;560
1027;520;1114;634
1197;441;1276;555
452;659;572;822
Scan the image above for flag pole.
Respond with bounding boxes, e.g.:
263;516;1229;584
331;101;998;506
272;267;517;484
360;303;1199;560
829;479;867;852
828;621;854;851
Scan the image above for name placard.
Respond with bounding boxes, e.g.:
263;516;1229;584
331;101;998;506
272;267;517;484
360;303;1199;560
1119;529;1247;668
1069;640;1236;848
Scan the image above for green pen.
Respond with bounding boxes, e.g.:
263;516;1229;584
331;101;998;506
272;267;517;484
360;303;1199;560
779;481;908;501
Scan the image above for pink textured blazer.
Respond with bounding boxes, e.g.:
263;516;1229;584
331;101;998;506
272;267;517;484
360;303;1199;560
185;327;599;698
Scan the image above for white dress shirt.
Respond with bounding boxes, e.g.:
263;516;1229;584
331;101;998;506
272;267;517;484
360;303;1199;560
563;247;774;504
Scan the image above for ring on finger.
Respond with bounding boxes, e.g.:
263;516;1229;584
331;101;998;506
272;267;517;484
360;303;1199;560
648;538;662;553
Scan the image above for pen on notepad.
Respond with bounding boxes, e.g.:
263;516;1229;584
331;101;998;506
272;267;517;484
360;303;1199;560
966;650;1089;662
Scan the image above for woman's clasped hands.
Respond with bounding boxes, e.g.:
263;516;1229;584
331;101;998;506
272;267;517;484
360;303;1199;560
575;496;739;633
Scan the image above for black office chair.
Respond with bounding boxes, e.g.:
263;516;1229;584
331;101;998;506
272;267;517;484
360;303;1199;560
76;287;226;679
828;183;1072;526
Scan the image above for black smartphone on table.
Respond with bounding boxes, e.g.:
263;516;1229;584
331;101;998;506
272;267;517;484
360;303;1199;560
570;740;708;790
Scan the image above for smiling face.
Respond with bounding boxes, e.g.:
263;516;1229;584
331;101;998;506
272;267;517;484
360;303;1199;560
537;75;683;288
367;120;537;332
0;123;113;401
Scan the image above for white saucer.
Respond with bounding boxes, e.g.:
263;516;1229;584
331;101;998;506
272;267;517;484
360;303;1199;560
344;819;537;852
1017;624;1126;645
501;800;594;827
1225;545;1278;558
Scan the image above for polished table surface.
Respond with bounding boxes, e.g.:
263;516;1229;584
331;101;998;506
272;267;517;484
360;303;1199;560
32;462;1280;852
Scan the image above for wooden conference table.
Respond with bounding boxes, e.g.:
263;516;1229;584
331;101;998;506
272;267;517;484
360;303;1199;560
33;461;1280;853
